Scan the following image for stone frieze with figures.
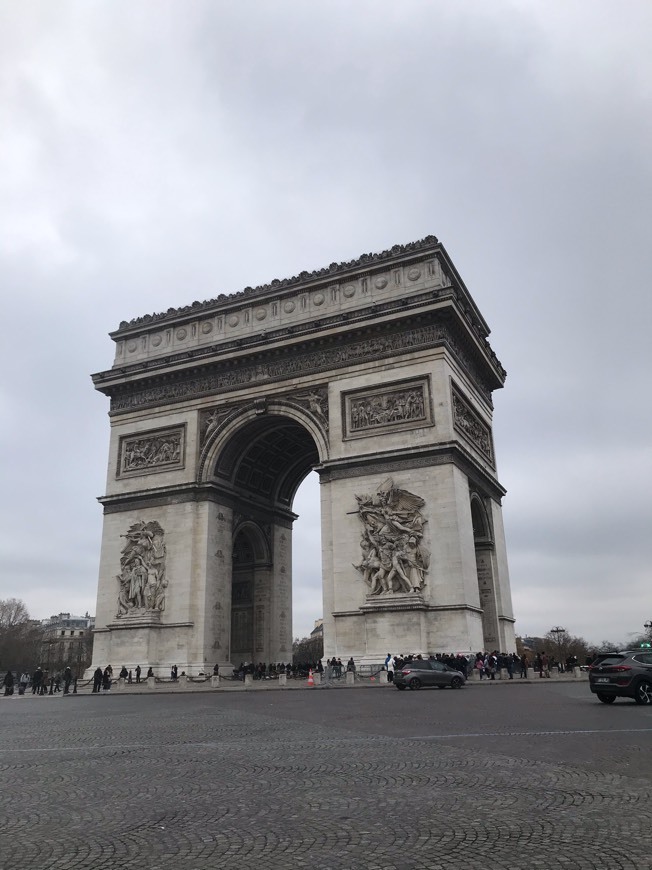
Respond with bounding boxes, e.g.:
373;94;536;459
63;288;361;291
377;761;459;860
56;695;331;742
352;478;430;599
117;426;185;478
116;520;168;618
451;385;494;465
110;322;493;414
342;377;432;439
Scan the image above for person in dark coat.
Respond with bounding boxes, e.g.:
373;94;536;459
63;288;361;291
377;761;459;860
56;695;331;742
92;667;103;693
135;664;141;684
31;667;43;695
63;666;72;694
3;670;14;696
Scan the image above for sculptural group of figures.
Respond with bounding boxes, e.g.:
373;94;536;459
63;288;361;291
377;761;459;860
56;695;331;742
350;389;424;431
116;521;167;616
122;435;181;472
353;479;429;595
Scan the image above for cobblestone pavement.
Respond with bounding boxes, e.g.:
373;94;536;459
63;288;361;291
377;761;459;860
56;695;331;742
1;682;651;870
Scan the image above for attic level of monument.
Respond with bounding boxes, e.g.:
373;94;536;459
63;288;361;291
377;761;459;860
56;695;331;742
112;235;489;337
92;236;506;415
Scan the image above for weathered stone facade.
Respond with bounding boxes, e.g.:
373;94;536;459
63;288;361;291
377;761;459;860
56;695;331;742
89;236;515;675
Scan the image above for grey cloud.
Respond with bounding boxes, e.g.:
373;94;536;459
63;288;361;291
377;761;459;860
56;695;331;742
1;1;650;644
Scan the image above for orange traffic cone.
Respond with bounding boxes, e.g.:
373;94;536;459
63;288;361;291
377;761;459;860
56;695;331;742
307;668;314;687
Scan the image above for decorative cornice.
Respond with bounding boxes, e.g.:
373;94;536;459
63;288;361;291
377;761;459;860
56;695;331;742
317;442;506;501
114;235;441;333
105;316;498;415
99;482;298;525
96;282;502;384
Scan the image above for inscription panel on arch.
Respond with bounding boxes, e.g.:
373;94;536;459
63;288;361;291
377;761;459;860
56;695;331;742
342;377;433;440
117;425;186;478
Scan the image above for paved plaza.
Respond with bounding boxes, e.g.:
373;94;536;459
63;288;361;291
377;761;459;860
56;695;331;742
1;680;651;870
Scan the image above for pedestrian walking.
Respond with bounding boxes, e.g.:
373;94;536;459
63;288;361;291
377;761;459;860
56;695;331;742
31;666;43;695
3;670;15;696
135;664;141;684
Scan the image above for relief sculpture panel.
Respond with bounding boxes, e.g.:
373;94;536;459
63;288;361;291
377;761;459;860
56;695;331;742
343;377;432;439
451;385;494;465
353;479;429;596
116;520;168;617
118;427;184;477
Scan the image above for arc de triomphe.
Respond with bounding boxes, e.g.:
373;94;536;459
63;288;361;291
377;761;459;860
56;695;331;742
89;235;515;675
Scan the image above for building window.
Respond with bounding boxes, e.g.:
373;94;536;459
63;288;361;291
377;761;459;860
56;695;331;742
60;630;65;636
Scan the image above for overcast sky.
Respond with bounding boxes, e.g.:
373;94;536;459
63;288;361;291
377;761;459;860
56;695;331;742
1;2;650;648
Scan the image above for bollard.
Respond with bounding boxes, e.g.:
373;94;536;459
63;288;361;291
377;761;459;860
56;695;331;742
379;671;388;684
346;671;355;686
278;673;287;687
210;675;220;688
244;674;253;687
312;672;321;686
147;676;156;689
116;678;126;692
178;675;188;687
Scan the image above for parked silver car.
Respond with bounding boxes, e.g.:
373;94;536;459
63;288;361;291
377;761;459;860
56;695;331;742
589;648;652;704
394;660;466;691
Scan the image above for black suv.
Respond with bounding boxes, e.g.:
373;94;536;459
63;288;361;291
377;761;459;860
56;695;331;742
394;659;466;691
589;649;652;704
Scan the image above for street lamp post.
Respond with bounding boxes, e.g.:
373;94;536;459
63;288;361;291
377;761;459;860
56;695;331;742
550;626;566;672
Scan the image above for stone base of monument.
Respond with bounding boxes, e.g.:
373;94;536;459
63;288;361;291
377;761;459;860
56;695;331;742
360;592;427;612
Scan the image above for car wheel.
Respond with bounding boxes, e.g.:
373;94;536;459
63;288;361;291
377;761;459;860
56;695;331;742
634;680;652;705
450;676;463;689
396;684;406;691
408;678;422;690
596;692;616;704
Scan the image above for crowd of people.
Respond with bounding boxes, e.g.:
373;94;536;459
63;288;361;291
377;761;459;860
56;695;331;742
3;650;585;697
2;666;75;696
383;650;581;681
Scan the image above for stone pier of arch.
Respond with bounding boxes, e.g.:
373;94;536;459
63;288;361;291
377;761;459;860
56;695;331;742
87;235;515;677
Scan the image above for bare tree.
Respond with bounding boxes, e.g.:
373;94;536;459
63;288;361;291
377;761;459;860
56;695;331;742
0;598;30;629
0;598;42;673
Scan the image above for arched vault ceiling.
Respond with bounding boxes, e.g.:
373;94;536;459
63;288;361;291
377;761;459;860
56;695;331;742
214;417;319;508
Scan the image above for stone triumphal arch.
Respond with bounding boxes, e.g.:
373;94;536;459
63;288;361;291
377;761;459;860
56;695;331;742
89;235;515;674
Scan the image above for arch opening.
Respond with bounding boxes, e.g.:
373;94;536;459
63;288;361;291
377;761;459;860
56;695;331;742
213;414;321;666
214;416;319;509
